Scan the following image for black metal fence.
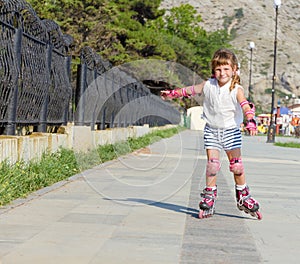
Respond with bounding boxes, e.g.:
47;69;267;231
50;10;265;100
0;0;73;135
74;47;180;130
0;0;180;136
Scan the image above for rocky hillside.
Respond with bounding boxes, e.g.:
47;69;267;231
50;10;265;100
161;0;300;111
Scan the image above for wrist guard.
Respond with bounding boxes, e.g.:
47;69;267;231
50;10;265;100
241;101;256;120
246;119;257;131
161;86;196;99
161;89;181;99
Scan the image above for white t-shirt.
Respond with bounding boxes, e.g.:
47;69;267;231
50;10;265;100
202;78;243;129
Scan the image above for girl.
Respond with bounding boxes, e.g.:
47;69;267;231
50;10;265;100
161;48;262;220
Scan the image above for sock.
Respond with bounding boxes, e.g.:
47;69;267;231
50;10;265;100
206;185;217;190
236;183;247;190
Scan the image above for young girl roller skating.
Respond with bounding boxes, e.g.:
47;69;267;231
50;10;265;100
161;48;262;220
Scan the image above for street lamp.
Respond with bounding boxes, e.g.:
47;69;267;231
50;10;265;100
285;95;289;107
267;0;281;143
248;41;255;101
292;93;296;105
291;93;296;114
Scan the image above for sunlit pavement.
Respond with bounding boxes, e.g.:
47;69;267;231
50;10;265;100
0;130;299;263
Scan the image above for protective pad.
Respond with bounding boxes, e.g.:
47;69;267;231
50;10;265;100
206;158;221;177
229;158;244;175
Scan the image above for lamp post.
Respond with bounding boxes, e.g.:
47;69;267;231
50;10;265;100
248;42;255;101
291;93;296;114
285;95;289;107
267;0;281;143
292;93;296;106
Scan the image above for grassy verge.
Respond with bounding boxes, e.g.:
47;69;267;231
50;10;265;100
274;142;300;148
0;126;185;206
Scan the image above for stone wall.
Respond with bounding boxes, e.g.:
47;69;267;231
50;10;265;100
0;124;176;164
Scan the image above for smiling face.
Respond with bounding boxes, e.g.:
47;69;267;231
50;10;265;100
214;62;236;87
211;49;239;87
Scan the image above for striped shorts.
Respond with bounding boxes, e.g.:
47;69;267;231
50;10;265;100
204;124;242;151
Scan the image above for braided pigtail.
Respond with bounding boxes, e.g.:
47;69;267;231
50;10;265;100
229;73;240;92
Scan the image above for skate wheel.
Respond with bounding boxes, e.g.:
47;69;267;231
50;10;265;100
256;211;262;220
237;205;243;211
199;210;205;219
199;209;214;219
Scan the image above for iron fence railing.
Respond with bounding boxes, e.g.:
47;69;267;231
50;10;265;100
0;0;73;135
0;0;180;136
74;47;180;130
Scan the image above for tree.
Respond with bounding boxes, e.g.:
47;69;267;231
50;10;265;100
26;0;232;80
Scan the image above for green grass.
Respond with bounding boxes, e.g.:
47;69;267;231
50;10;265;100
0;126;185;206
274;142;300;148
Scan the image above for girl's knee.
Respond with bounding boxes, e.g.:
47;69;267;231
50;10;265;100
206;158;221;177
229;158;244;175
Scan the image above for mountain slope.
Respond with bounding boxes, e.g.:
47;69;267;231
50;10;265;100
161;0;300;111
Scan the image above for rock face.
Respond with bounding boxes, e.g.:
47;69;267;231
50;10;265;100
161;0;300;111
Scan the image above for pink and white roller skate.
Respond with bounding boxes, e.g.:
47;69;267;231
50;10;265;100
236;185;262;220
199;187;217;219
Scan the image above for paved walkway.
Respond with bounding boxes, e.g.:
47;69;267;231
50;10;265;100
0;130;299;263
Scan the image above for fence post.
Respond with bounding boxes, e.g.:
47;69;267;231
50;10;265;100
90;68;98;131
38;44;52;132
75;63;87;125
100;107;106;130
65;55;72;123
110;111;115;128
62;55;72;125
6;28;22;135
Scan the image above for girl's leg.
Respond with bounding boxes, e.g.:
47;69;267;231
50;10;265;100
205;149;220;187
198;149;220;218
226;148;262;219
225;148;245;185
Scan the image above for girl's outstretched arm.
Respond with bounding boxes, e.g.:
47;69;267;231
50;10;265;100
161;81;206;100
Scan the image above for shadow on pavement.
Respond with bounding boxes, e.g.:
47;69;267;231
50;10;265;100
214;212;255;220
104;197;254;220
104;197;199;218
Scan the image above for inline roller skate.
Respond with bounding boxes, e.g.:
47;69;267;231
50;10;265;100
236;185;262;220
199;187;217;219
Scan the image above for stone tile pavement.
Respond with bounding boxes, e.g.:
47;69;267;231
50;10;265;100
0;130;299;263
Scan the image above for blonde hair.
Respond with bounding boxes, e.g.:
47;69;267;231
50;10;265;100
211;48;240;91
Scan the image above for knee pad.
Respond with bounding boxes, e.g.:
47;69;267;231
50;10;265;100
229;158;244;175
206;158;221;177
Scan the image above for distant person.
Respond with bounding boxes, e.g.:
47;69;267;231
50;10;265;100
291;116;299;127
161;48;262;220
291;116;300;137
